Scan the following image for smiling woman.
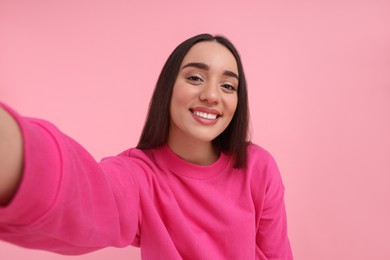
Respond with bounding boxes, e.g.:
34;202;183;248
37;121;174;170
0;34;293;259
137;34;250;168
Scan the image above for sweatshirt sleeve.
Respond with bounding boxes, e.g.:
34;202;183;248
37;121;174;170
251;147;293;260
0;104;140;255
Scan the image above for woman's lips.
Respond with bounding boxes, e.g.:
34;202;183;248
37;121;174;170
190;107;221;125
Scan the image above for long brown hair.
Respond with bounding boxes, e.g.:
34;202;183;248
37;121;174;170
137;33;250;168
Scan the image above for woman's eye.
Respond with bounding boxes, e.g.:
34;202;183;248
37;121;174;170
222;84;237;92
187;75;203;82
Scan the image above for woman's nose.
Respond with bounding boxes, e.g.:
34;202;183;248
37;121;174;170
199;83;220;104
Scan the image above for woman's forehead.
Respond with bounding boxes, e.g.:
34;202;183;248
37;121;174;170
181;41;238;73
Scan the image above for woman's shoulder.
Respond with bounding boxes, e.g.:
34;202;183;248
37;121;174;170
245;142;282;177
245;142;283;184
104;146;168;174
247;142;276;163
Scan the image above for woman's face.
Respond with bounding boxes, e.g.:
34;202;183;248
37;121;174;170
169;41;239;145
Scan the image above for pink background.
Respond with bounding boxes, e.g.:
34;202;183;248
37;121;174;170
1;0;390;259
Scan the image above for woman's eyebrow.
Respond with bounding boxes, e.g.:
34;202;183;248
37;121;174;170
182;62;209;71
223;70;239;80
182;62;239;80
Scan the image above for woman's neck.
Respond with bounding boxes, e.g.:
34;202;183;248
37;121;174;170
167;138;220;166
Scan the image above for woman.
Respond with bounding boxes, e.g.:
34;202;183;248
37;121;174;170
0;34;293;259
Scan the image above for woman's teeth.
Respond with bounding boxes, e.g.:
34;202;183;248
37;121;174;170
193;111;217;120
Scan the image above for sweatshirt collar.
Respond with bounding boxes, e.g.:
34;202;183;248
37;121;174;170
158;144;231;180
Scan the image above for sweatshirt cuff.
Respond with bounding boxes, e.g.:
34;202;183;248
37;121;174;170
0;103;62;226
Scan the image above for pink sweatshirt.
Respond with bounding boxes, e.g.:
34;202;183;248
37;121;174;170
0;104;293;259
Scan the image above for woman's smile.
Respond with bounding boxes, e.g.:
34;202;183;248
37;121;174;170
190;106;221;124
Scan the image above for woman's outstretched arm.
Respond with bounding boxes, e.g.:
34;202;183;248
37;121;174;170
0;107;23;206
0;104;141;254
